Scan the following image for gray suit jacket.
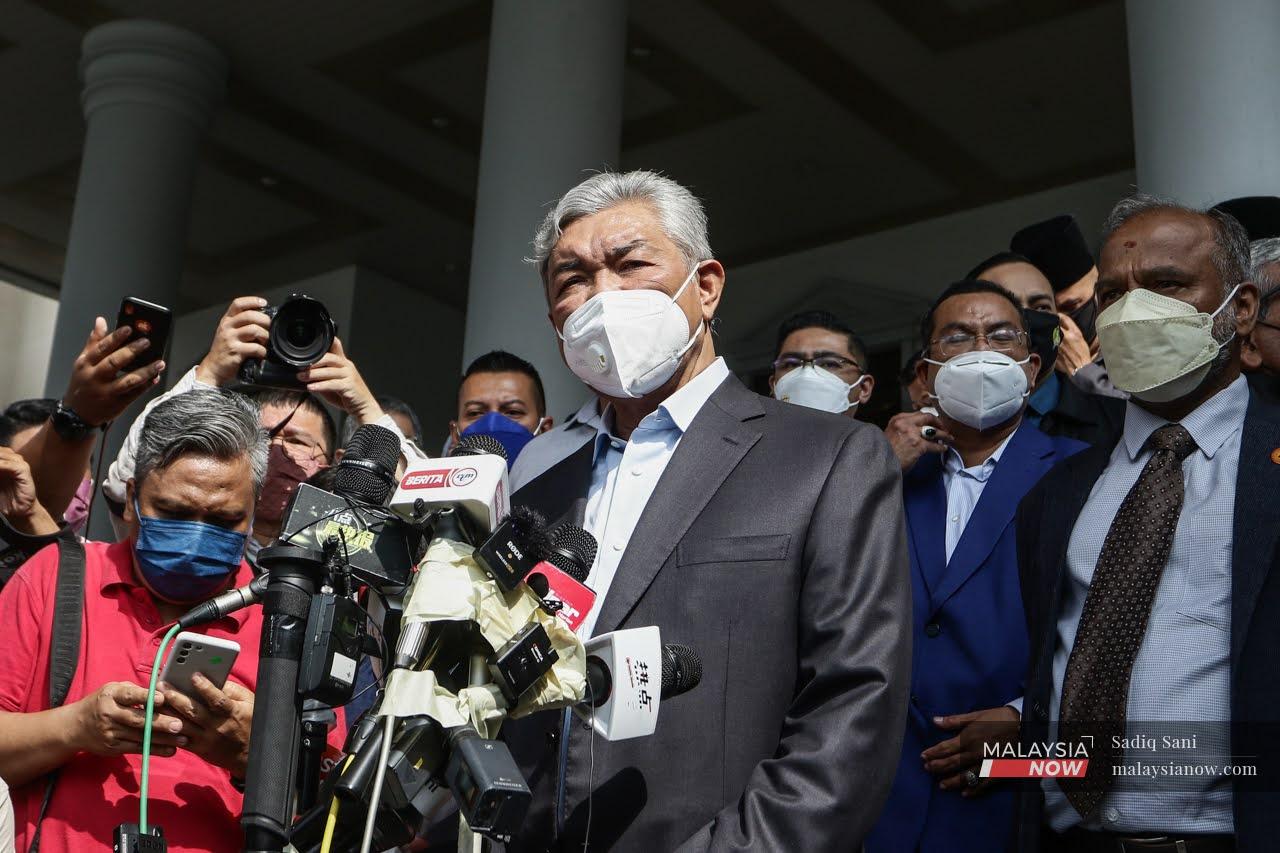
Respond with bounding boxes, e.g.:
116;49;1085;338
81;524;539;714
502;373;912;852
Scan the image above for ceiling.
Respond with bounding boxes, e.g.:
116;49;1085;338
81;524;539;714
0;0;1134;315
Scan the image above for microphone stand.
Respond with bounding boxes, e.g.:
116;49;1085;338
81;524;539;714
240;543;325;853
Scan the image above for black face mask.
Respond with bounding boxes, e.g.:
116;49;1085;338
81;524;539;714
1023;309;1062;379
1068;298;1098;344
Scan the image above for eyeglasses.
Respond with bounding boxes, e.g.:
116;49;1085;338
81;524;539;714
772;354;862;375
270;432;328;465
930;328;1028;358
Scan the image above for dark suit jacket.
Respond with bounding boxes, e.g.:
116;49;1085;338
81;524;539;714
502;373;912;852
1014;387;1280;853
868;424;1084;853
1038;376;1126;449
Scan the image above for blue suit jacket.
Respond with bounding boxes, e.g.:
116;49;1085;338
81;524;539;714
868;423;1085;853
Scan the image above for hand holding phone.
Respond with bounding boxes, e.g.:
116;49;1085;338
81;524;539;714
158;632;240;698
116;297;172;371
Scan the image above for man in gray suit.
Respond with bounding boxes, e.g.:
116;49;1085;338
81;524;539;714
501;170;912;851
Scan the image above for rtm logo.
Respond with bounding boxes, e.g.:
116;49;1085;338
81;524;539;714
401;467;478;489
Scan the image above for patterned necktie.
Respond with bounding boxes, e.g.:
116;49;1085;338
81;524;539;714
1057;423;1198;818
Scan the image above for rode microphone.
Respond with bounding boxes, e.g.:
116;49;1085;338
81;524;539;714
177;574;270;629
390;435;510;537
474;506;553;591
574;628;703;741
525;524;597;631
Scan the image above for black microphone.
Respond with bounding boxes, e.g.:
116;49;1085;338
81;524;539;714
474;505;553;591
583;643;703;708
337;423;402;505
545;523;596;583
177;574;270;629
450;433;507;460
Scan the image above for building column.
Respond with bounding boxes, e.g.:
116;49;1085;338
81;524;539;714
463;0;627;419
1126;0;1280;205
44;19;227;397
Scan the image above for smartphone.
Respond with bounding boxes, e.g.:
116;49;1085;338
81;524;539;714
158;632;240;698
116;296;172;369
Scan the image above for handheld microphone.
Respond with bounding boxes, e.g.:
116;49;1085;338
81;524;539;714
525;524;597;631
177;574;269;629
337;424;402;504
390;435;510;537
573;628;702;741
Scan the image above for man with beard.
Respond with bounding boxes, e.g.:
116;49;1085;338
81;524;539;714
1015;194;1279;852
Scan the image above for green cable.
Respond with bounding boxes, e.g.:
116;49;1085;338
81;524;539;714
141;623;182;833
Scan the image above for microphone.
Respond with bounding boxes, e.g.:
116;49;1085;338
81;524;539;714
390;435;510;538
473;505;553;591
336;423;402;505
176;574;270;629
573;628;701;741
524;524;598;631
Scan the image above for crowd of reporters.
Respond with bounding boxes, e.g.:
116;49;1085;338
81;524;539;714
0;173;1277;852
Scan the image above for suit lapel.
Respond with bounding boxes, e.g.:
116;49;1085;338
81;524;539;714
510;431;595;528
903;454;948;600
932;425;1053;608
592;376;763;636
1231;392;1280;665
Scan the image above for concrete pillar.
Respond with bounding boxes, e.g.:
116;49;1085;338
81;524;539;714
44;19;227;397
1126;0;1280;205
463;0;627;420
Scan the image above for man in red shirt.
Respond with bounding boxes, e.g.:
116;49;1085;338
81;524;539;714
0;388;343;852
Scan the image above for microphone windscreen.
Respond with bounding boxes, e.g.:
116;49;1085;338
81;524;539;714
548;524;597;582
661;644;702;700
336;423;401;505
508;505;552;561
450;433;508;461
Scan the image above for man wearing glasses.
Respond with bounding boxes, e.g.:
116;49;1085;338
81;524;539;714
768;310;874;417
868;280;1085;853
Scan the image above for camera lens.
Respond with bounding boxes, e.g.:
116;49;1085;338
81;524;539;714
268;295;336;368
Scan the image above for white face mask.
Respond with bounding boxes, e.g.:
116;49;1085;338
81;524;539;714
1096;285;1239;403
773;365;865;414
558;265;704;399
924;350;1030;431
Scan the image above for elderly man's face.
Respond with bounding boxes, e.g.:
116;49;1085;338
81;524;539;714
1096;210;1256;331
544;201;721;336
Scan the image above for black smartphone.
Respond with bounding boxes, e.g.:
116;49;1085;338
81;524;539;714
116;297;172;370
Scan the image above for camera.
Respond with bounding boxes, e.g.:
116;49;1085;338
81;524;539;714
237;294;337;390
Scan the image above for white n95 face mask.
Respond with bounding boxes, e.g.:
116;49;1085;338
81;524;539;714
773;365;865;414
1095;285;1239;403
924;350;1030;431
558;265;705;399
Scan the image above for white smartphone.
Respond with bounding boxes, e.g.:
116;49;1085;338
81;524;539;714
159;632;240;698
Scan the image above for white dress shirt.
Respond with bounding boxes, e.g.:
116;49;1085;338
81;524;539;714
1044;375;1247;835
940;430;1017;563
577;358;730;637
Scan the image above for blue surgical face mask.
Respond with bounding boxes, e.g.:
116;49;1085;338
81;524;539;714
132;497;247;603
461;412;537;468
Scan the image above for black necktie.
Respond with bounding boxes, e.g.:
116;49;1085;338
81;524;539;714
1057;423;1198;818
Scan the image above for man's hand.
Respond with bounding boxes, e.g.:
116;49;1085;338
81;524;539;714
161;674;254;777
0;448;58;535
922;705;1021;797
296;338;384;423
1055;313;1093;377
72;682;189;758
883;411;953;471
196;297;272;387
63;317;165;427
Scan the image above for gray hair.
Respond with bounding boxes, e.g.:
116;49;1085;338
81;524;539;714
1102;192;1251;294
135;389;268;494
1251;237;1280;319
530;170;712;279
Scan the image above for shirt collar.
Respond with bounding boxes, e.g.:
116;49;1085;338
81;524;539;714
102;539;257;628
589;357;731;461
564;398;605;430
1121;374;1249;462
943;427;1018;482
1028;372;1061;417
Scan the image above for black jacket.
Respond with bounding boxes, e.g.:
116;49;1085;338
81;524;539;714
1037;376;1126;449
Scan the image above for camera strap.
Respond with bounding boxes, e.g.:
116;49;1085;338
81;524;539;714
28;530;85;853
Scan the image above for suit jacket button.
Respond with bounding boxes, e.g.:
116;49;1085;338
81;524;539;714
546;729;560;747
925;622;942;638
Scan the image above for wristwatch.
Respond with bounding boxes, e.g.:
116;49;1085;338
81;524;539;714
50;401;98;441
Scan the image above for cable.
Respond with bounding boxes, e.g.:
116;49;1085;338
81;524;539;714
83;421;112;535
358;713;396;853
319;756;355;853
140;622;182;833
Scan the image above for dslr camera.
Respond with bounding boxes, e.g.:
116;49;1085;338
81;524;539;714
237;294;337;390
